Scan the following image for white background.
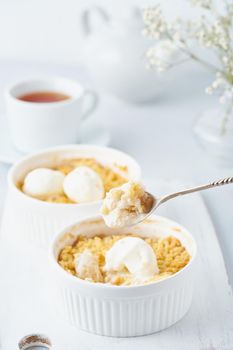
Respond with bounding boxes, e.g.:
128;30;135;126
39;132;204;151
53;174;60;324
0;0;233;347
0;0;202;63
0;0;232;281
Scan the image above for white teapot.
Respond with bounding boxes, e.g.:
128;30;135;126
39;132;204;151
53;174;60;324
81;6;166;103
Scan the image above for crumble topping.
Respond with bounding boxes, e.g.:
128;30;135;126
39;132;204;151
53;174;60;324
58;234;190;286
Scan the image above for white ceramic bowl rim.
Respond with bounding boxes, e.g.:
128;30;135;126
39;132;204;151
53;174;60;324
50;214;197;292
5;76;85;108
7;144;141;208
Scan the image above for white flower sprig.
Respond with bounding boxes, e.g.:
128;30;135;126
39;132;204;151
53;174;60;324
143;0;233;129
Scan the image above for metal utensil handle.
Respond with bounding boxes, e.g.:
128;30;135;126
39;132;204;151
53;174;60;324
159;177;233;205
211;177;233;186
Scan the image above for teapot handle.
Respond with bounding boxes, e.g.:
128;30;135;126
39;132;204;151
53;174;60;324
81;6;110;35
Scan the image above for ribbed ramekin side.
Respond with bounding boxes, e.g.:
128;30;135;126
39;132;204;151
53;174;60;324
0;192;99;248
1;198;63;248
57;276;194;337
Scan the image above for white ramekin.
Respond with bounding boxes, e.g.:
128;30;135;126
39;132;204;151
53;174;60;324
0;145;141;249
50;215;197;337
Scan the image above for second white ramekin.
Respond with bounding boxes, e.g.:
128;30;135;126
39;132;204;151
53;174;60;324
50;215;197;337
0;145;141;248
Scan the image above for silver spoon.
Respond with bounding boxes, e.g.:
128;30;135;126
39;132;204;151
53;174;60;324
136;176;233;225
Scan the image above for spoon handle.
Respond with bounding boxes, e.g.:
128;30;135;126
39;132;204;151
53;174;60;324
159;176;233;205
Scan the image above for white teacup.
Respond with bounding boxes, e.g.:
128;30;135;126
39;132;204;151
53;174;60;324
5;77;98;153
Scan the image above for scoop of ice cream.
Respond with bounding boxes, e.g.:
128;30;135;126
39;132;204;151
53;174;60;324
101;182;154;228
23;168;65;199
75;249;103;282
63;166;104;203
104;237;159;281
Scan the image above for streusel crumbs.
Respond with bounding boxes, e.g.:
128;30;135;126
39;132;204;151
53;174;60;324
58;234;190;286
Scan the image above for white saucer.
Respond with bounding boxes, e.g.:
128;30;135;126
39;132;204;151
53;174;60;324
0;114;111;164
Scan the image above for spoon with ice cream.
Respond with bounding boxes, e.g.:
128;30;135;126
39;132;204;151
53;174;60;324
101;177;233;228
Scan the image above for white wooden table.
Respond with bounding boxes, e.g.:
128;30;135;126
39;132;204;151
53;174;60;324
0;180;232;350
0;61;232;349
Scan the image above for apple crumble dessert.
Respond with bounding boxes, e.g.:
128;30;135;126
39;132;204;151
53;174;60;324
101;182;154;227
58;234;190;286
20;158;127;203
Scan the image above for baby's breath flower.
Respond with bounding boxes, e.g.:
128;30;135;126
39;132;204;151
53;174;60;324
189;0;212;9
143;6;167;39
146;40;182;72
205;86;213;95
219;95;226;104
143;1;233;123
222;56;228;64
